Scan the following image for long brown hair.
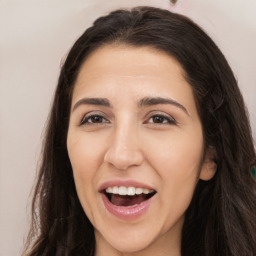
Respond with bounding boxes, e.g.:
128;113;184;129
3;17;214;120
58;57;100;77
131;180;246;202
24;6;256;256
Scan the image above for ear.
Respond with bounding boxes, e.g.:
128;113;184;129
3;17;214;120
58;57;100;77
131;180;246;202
199;148;217;181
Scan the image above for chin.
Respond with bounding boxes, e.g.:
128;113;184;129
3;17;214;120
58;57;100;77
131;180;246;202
103;235;156;254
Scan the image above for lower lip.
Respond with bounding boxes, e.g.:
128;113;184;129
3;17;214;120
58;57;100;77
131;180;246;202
101;193;154;221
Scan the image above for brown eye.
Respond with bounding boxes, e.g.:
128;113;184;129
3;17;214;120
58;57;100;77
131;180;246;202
152;116;165;123
81;114;109;125
90;116;103;123
148;115;176;125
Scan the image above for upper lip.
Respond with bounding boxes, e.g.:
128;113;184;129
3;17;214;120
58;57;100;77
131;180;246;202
98;179;156;192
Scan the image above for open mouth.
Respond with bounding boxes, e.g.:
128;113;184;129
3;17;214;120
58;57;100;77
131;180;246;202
103;186;157;207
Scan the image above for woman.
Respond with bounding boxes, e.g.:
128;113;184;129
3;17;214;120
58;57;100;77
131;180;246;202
24;6;256;256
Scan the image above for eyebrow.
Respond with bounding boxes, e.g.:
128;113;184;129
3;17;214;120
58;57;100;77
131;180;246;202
139;97;189;115
72;96;188;115
72;98;111;112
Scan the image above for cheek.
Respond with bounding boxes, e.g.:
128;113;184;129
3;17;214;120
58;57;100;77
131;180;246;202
67;131;105;175
145;127;203;197
147;128;203;169
67;131;105;220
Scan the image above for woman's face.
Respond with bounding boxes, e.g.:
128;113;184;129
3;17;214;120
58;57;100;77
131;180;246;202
67;45;215;255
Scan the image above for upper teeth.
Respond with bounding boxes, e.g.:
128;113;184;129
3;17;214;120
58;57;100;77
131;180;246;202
105;186;154;196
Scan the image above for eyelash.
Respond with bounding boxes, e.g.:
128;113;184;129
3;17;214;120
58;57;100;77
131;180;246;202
80;114;109;125
147;114;176;125
80;113;176;126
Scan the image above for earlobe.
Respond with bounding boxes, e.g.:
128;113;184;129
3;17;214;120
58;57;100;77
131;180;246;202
199;149;217;181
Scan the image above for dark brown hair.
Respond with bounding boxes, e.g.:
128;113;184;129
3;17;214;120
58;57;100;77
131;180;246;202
24;6;256;256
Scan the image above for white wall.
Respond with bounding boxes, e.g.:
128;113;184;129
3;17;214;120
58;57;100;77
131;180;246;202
0;0;255;255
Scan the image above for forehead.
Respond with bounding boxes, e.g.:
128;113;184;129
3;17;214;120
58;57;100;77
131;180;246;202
75;44;185;83
72;45;196;112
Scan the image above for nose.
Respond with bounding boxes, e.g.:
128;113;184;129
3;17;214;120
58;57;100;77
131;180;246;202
104;123;144;170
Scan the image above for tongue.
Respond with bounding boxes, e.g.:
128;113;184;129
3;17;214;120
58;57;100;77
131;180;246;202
111;194;148;207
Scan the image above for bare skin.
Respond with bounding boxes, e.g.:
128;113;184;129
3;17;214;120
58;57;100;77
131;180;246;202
67;45;216;256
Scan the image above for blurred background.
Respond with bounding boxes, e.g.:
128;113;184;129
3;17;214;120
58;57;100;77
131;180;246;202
0;0;255;255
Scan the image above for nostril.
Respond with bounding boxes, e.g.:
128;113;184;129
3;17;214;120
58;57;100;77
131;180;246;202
104;146;144;170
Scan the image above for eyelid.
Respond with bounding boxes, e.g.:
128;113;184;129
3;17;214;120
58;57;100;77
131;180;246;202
78;110;177;126
80;111;110;125
144;111;177;125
